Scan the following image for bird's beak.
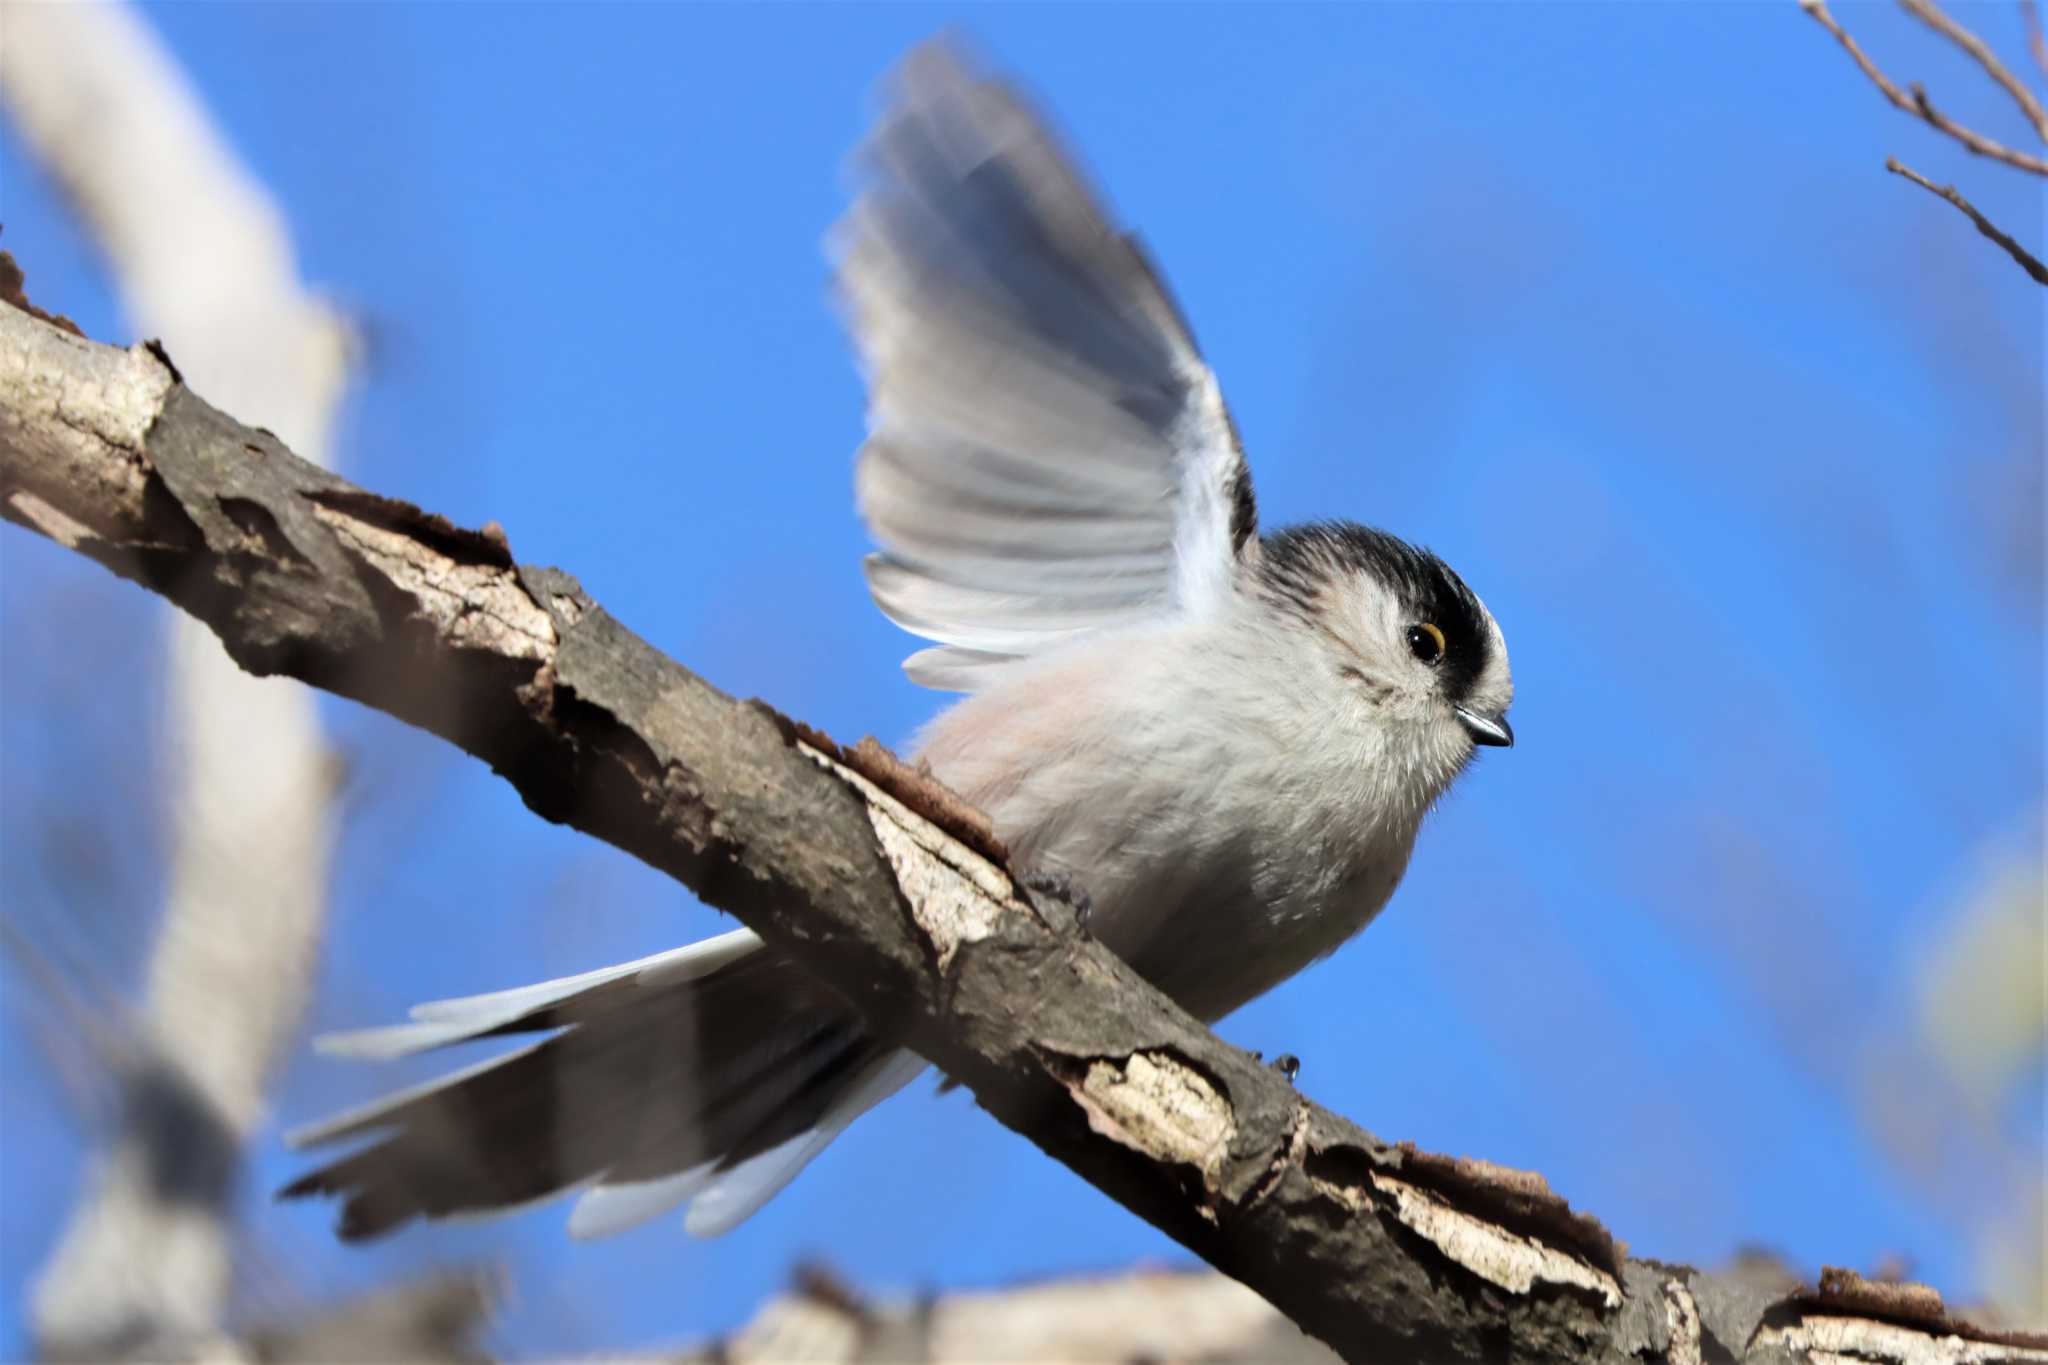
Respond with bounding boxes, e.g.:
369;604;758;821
1456;707;1514;748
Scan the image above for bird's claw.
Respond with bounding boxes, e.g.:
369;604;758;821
1019;867;1094;932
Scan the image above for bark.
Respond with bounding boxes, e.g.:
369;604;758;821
3;293;2042;1364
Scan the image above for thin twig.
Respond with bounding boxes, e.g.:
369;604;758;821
2024;0;2048;83
1898;0;2048;143
1800;0;2048;173
1887;156;2048;282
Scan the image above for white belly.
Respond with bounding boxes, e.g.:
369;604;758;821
913;628;1426;1024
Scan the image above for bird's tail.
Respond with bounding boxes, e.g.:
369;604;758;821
280;929;923;1240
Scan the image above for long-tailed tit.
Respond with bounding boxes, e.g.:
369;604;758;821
285;40;1514;1241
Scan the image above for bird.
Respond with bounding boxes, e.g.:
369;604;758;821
281;39;1514;1243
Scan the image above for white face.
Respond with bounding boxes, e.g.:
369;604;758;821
1321;573;1510;748
1261;525;1511;736
1237;522;1515;820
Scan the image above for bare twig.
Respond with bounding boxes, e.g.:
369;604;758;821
1800;0;2048;173
1887;157;2048;282
2023;0;2048;83
8;297;2048;1363
1899;0;2048;143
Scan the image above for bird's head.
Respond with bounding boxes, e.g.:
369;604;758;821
1255;522;1514;785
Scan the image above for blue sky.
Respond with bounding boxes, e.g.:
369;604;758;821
3;3;2042;1355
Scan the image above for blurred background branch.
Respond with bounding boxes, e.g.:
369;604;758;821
644;1265;1340;1364
0;5;380;1359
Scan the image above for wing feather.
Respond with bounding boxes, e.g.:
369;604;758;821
838;41;1254;690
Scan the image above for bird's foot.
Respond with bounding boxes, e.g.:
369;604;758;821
1018;867;1094;932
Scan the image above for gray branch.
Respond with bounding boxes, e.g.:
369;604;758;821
4;291;2042;1364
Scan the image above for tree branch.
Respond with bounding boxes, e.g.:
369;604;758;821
1896;0;2048;144
5;293;2043;1363
1886;157;2048;283
1798;0;2048;174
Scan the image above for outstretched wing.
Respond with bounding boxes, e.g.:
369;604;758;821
839;41;1256;691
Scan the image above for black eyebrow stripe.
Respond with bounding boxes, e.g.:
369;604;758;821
1254;521;1492;704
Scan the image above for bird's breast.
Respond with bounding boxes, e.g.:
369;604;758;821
915;630;1420;1024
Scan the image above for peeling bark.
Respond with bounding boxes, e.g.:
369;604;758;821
4;294;2043;1364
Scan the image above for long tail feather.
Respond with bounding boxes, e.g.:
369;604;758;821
281;934;920;1239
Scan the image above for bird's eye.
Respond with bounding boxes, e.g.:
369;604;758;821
1407;623;1445;665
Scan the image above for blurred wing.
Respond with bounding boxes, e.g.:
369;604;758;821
839;42;1255;691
